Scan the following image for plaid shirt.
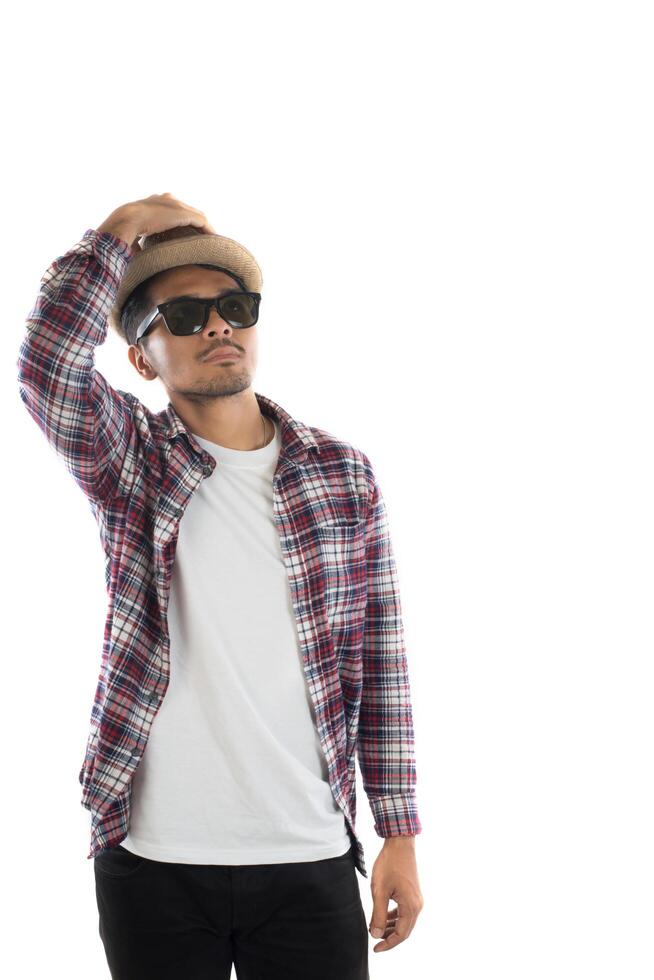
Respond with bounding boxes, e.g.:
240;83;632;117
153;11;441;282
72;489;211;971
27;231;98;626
16;228;422;878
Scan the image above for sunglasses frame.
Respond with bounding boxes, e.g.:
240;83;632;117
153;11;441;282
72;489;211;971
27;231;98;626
135;290;262;345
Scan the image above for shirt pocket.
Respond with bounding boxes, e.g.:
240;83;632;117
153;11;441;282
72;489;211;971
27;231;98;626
313;521;368;617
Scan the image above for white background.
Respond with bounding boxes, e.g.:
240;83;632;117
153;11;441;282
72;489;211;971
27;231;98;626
3;1;652;977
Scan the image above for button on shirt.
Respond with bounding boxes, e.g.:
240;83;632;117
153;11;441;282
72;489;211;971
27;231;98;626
16;228;422;878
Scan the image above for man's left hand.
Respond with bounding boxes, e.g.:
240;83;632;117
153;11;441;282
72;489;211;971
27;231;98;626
368;836;424;953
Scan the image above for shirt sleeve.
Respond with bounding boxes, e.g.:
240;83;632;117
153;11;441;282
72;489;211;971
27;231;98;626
16;229;137;505
357;454;423;838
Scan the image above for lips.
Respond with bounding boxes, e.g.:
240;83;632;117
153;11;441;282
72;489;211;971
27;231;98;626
204;349;239;362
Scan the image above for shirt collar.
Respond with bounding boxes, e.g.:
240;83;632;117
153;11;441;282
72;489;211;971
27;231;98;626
163;390;320;465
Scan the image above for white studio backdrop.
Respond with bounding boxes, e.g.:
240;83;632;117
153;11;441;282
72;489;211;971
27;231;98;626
2;1;652;977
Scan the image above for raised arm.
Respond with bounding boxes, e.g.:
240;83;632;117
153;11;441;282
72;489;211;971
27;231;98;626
16;194;216;505
17;224;137;504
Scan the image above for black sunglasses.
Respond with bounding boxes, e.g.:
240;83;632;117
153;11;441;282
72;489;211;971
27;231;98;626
135;290;262;344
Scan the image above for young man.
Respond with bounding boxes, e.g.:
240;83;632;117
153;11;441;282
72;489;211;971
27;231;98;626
17;193;423;979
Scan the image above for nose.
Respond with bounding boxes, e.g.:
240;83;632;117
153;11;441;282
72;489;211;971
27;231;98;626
203;304;235;335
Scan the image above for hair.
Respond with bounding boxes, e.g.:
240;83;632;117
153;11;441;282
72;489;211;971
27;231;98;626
119;264;249;347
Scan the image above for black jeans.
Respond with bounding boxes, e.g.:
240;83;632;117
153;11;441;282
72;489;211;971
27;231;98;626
94;842;370;979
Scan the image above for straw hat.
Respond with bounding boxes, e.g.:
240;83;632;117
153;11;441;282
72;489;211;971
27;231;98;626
107;225;263;340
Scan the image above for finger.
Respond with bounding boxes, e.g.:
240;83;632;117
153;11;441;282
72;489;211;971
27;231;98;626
167;197;207;220
181;212;216;234
195;216;216;233
373;924;412;952
369;899;399;939
372;911;416;952
161;195;211;229
392;908;416;941
374;933;405;952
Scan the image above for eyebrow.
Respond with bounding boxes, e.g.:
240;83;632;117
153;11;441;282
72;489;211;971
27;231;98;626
159;287;243;304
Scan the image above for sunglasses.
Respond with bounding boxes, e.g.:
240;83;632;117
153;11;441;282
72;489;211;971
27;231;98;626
135;290;262;344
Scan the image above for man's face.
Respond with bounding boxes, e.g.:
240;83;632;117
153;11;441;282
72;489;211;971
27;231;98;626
127;265;258;400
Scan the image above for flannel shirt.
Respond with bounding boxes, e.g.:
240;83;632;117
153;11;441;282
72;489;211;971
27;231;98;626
16;227;422;878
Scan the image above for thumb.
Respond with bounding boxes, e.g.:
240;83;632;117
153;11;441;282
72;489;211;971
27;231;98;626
369;902;387;939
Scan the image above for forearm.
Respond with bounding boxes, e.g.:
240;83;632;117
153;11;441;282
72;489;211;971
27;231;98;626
17;228;135;502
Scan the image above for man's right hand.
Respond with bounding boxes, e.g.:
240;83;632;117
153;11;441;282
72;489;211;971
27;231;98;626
96;192;217;252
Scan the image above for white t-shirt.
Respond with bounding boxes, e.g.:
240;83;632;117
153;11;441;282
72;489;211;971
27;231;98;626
121;417;351;864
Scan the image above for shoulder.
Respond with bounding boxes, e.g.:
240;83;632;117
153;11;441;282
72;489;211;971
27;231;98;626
307;424;376;499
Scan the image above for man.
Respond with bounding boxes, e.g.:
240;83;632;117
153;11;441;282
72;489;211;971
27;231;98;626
17;192;423;979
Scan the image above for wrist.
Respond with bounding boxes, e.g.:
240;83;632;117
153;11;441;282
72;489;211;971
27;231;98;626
96;206;138;248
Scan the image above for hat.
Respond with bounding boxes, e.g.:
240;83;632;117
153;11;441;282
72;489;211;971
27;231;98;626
108;225;263;341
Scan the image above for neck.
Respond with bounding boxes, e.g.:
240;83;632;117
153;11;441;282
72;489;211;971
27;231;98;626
169;389;271;450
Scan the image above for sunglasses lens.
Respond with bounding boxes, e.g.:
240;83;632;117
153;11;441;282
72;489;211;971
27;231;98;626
165;300;207;335
218;293;258;327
